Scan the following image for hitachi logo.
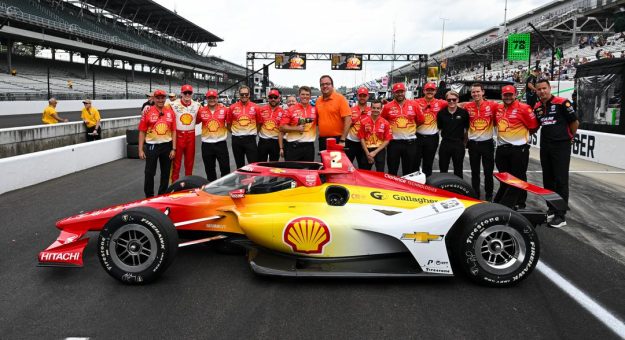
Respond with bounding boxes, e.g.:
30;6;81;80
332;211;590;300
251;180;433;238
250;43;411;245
40;252;80;262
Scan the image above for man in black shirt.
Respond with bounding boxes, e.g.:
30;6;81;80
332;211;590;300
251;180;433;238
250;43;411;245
525;69;540;108
141;92;154;114
437;90;469;178
535;79;579;228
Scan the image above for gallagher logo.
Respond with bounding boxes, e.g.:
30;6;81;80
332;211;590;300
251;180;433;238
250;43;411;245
283;217;331;254
370;191;388;200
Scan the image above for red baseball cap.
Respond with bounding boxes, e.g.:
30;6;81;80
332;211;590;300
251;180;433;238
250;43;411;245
502;85;516;95
153;89;167;97
205;89;218;98
181;84;193;93
423;82;437;91
392;83;406;92
357;87;369;95
268;89;281;97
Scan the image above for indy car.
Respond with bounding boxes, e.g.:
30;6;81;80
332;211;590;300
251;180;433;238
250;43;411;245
39;140;565;286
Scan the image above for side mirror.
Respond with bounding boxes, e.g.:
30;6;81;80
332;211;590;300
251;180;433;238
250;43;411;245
229;189;246;199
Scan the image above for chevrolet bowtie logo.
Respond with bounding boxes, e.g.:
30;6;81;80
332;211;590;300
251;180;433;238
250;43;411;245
401;232;443;243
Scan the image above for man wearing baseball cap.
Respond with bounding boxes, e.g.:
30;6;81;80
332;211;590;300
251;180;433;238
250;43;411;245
228;85;259;168
381;82;423;176
493;85;539;208
257;88;286;162
414;82;448;176
197;89;230;181
138;89;177;197
345;87;372;167
169;84;201;182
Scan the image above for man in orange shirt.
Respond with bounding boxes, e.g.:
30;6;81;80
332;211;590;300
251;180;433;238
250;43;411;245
315;75;352;151
228;85;259;168
413;82;448;176
346;87;372;167
258;88;285;161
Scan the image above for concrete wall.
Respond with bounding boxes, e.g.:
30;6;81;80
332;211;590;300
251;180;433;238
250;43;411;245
0;99;144;116
0;116;139;157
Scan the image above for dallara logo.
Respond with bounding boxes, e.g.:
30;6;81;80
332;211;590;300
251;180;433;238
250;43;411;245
283;217;331;254
370;191;387;200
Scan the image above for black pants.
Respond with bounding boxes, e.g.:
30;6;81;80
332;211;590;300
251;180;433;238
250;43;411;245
144;142;172;198
494;144;530;207
468;139;495;200
258;137;280;162
540;141;571;216
285;141;315;161
231;135;258;168
319;136;340;152
386;139;417;176
526;94;537;109
416;134;440;176
360;148;386;172
201;141;230;182
345;139;364;168
86;125;101;141
438;139;465;178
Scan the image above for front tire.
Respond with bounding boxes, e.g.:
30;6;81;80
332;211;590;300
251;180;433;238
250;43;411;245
98;207;178;284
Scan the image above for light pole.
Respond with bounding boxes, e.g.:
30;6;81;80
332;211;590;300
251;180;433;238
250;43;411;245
440;17;449;80
502;0;508;76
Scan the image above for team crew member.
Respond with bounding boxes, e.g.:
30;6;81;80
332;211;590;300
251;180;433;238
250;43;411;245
534;79;579;228
346;87;372;167
414;82;447;176
436;91;469;178
197;89;230;182
494;85;539;207
315;75;352;151
285;95;297;108
358;100;392;172
381;82;423;176
279;86;317;161
257;89;285;162
81;99;101;141
138;89;176;197
170;84;201;182
42;98;68;124
525;69;540;108
141;92;153;114
464;83;499;201
228;85;259;168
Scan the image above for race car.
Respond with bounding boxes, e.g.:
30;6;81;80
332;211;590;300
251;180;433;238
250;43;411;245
39;140;564;287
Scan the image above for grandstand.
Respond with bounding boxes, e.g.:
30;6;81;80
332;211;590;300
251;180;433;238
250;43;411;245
0;0;248;101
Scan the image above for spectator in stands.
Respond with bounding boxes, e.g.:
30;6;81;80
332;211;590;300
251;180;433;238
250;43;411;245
228;85;259;168
197;89;230;181
257;88;285;162
315;75;352;151
437;90;469;179
414;82;447;177
81;99;101;141
358;99;392;172
141;92;153;114
138;89;176;198
42;98;68;124
279;86;317;161
345;87;372;167
525;69;540;108
170;84;201;182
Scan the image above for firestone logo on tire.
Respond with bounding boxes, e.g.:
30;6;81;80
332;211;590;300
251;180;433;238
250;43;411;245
283;217;331;254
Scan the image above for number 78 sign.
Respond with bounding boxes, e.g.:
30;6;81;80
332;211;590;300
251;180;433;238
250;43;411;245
507;33;531;61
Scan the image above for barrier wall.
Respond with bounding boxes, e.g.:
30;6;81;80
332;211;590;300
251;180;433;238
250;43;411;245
0;135;126;195
0;99;144;116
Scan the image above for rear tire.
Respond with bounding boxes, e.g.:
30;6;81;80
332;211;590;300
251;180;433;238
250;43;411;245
166;175;209;193
426;173;477;198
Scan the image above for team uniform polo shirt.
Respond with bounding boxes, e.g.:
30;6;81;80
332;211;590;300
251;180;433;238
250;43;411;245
280;103;317;143
81;107;101;128
464;100;499;141
534;96;578;145
381;99;423;139
358;115;393;149
258;105;285;140
413;98;447;135
437;107;469;142
346;105;372;142
138;106;176;143
315;91;352;137
170;99;201;132
196;105;229;143
496;101;539;146
228;101;259;136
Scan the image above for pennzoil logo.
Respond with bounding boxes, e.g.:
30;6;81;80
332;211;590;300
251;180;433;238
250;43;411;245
283;217;331;254
401;232;443;243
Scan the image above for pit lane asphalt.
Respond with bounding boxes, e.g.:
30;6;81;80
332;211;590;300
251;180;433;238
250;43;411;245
0;108;141;129
1;141;624;339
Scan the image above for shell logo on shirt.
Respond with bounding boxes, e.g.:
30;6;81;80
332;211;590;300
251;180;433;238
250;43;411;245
154;122;169;135
395;116;409;128
180;113;194;125
207;120;220;132
283;217;331;254
237;115;251;127
263;120;277;131
472;118;489;130
498;119;510;132
423;113;435;125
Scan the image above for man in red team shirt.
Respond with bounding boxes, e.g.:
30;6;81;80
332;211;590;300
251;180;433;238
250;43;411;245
228;85;259;168
257;88;285;162
279;86;317;161
359;99;392;172
381;82;423;176
138;89;177;197
414;82;447;176
197;89;230;181
169;84;201;182
345;87;372;167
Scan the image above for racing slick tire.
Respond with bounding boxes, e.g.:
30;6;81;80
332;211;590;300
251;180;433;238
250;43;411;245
426;173;477;198
97;207;178;284
166;175;209;193
449;203;539;287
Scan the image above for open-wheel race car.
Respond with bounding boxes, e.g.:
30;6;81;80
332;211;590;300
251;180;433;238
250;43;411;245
39;140;565;286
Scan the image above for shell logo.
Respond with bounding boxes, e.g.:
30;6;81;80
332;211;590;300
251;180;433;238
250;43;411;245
423;113;435;125
346;57;361;69
180;113;193;125
264;120;277;131
498;119;509;132
207;120;220;132
237;115;251;127
290;56;305;69
154;122;169;135
283;217;331;254
395;116;409;128
472;118;489;131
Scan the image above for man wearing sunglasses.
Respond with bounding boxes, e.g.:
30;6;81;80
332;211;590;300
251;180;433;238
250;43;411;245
414;82;448;176
170;84;201;182
279;86;317;161
437;91;469;178
257;88;285;162
228;85;259;168
345;87;372;167
197;89;230;181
